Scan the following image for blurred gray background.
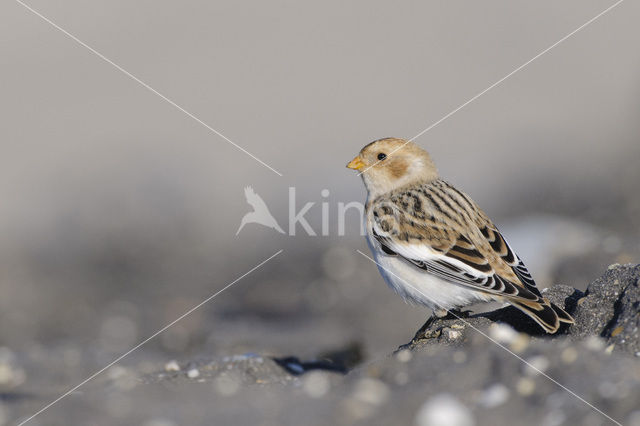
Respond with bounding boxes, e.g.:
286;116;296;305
1;0;639;424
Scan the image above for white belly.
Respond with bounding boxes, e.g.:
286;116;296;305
366;235;493;311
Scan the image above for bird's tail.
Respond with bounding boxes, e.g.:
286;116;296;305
272;222;285;234
235;217;247;235
509;297;574;334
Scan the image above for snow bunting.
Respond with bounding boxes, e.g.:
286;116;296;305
347;137;573;333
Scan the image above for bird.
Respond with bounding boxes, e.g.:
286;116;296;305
347;137;574;334
236;186;285;235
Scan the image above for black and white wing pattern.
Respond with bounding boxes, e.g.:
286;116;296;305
368;180;574;332
369;196;540;302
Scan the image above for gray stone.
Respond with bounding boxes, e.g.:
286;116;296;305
570;264;640;354
404;264;640;355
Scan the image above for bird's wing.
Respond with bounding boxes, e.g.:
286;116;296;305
370;192;541;303
244;186;257;203
244;186;269;211
477;223;542;298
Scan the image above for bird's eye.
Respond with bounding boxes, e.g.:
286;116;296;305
377;153;387;161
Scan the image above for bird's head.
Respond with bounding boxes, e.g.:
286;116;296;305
347;137;438;197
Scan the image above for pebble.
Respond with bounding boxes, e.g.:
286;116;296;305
303;371;330;398
352;378;390;406
489;323;518;344
187;368;200;379
516;377;536;396
585;336;606;351
478;384;510;408
164;360;180;372
524;355;550;376
281;360;305;375
109;367;136;391
510;334;530;353
610;326;624;337
0;347;25;387
561;347;578;364
342;377;388;420
488;323;529;352
343;399;374;421
107;365;128;380
0;363;25;387
396;349;412;363
442;328;462;340
414;394;475;426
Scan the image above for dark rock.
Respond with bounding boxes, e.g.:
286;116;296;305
405;265;640;355
570;263;640;354
607;277;640;355
143;354;298;386
273;342;364;375
402;285;581;350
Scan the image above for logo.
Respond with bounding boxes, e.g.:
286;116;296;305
236;186;365;236
236;186;285;235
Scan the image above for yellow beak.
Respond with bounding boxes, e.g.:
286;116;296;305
347;156;365;171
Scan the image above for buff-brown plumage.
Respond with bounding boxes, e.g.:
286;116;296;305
348;137;574;333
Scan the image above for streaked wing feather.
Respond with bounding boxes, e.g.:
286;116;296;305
371;221;539;302
479;224;542;298
368;180;573;333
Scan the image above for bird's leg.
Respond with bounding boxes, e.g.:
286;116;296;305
414;316;436;338
446;308;472;320
411;313;440;342
411;308;472;342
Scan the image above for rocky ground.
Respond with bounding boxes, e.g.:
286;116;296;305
3;264;638;426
